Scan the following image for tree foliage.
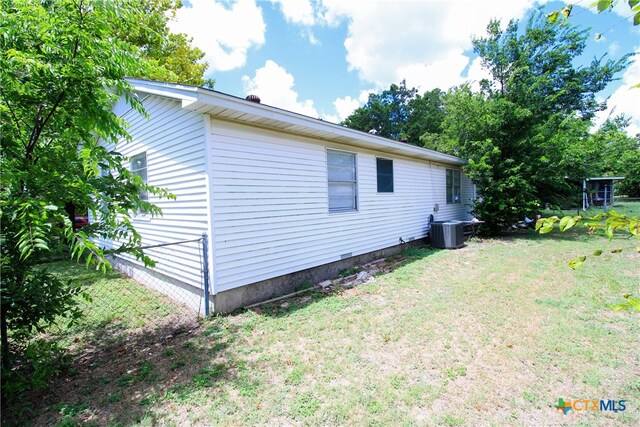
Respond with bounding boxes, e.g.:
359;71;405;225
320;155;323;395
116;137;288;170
113;0;210;86
590;117;640;197
0;0;175;376
342;81;444;144
429;13;629;233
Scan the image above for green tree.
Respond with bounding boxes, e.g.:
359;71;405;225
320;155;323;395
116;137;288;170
405;88;446;144
433;85;540;233
595;116;640;196
0;0;173;378
433;13;629;233
113;0;210;86
342;81;444;145
343;80;417;140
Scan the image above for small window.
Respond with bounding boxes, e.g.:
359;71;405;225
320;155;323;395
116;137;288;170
446;169;461;204
376;158;394;193
327;149;357;213
130;152;148;202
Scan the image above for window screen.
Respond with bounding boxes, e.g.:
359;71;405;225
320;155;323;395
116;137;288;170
376;158;394;193
130;152;148;202
446;169;461;204
327;149;357;212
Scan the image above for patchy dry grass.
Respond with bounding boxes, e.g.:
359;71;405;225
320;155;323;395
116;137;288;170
16;229;640;426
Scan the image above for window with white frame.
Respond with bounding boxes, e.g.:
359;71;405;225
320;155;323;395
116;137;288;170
130;152;148;202
446;169;461;204
327;149;357;213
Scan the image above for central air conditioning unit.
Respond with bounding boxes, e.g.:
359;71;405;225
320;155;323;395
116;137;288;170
429;220;464;249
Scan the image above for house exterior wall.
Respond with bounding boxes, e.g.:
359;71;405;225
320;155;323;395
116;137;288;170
208;118;473;294
104;95;209;298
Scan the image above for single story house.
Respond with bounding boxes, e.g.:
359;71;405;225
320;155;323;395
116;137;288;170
104;78;475;313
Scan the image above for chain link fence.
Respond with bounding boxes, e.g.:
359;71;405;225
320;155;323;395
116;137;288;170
106;234;211;325
28;235;213;379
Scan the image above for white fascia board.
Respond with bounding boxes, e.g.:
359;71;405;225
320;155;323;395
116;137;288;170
191;88;466;166
127;78;466;166
128;78;198;104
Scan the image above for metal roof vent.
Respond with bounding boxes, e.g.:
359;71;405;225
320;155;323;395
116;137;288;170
368;129;378;135
245;94;261;103
399;137;408;143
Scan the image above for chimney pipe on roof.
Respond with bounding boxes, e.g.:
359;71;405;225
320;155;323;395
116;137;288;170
245;94;261;103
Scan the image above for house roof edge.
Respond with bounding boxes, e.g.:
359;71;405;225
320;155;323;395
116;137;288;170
126;78;466;166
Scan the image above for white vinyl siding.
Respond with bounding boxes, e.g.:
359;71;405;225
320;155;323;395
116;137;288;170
101;95;208;290
208;118;473;293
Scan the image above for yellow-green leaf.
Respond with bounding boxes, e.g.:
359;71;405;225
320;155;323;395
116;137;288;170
597;0;613;12
606;225;614;239
569;256;586;269
540;223;554;234
593;249;603;256
547;11;559;24
611;248;623;253
559;216;576;232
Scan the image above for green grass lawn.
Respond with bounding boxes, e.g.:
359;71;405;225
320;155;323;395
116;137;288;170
43;262;195;350
543;199;640;219
21;229;640;427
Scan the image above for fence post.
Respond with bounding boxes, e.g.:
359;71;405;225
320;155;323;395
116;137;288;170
202;232;211;317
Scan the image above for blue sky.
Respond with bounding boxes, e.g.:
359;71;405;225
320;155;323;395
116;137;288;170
171;0;639;134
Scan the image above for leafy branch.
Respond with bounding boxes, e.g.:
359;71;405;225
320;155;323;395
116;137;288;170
536;210;639;269
536;210;639;312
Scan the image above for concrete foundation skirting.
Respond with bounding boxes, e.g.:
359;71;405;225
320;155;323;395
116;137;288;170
212;238;426;313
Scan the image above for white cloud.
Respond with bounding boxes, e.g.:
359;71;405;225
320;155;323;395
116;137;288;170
594;49;640;136
609;41;620;55
358;89;375;104
272;1;320;45
333;96;361;121
169;0;265;72
242;60;320;117
321;114;340;123
272;0;316;25
305;29;320;46
397;48;471;92
466;56;493;91
315;0;531;91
